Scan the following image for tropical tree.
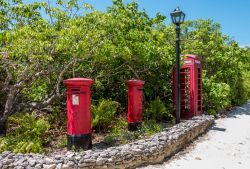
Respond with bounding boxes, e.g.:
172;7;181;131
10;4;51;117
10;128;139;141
0;0;104;135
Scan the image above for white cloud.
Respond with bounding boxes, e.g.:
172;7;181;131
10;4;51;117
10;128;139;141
239;44;250;48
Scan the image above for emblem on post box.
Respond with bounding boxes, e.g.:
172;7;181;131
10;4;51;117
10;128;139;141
172;54;203;119
127;80;145;131
72;95;79;105
63;78;94;150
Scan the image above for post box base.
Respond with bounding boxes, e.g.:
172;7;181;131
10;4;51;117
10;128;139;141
128;122;142;131
67;134;92;150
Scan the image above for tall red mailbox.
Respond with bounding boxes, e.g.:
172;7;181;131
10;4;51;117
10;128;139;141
63;78;93;150
127;80;145;131
173;54;202;119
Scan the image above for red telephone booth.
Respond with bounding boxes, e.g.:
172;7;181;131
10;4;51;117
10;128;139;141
63;78;93;150
173;54;202;119
127;80;145;131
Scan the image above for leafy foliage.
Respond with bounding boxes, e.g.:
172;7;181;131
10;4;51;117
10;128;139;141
107;118;162;145
203;77;231;115
0;113;50;153
140;120;162;135
110;118;128;136
144;97;174;122
119;120;162;143
92;99;120;132
103;135;115;145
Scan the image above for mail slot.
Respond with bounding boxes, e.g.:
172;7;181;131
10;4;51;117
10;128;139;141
63;78;93;150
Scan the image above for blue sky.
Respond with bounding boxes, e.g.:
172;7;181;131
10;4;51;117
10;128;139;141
26;0;250;46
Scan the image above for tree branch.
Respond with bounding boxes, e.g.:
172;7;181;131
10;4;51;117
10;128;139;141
47;0;54;24
127;65;140;79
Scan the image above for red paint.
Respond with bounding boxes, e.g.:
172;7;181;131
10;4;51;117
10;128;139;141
172;54;202;119
63;78;93;135
127;80;145;123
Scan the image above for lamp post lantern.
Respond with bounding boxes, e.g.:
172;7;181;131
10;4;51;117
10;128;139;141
171;7;185;124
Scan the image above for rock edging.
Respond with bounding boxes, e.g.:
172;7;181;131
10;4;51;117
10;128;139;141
0;115;214;169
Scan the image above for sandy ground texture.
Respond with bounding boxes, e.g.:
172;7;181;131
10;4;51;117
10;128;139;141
140;100;250;169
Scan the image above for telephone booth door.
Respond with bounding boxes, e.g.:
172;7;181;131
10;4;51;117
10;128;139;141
180;67;191;118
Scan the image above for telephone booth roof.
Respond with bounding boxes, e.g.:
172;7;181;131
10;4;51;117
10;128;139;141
184;54;202;61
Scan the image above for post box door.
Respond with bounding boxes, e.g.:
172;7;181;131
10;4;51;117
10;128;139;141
67;88;81;134
128;85;143;123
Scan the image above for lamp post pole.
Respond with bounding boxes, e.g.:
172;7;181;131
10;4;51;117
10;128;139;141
175;24;181;124
170;7;185;124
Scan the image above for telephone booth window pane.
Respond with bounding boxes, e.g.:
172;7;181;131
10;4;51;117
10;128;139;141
180;68;190;113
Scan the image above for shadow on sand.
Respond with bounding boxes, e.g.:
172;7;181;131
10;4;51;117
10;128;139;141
210;126;226;132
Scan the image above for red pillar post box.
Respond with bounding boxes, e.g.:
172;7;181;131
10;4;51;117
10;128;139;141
127;80;145;131
63;78;93;150
172;54;202;119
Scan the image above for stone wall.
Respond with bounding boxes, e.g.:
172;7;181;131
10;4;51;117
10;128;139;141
0;115;214;169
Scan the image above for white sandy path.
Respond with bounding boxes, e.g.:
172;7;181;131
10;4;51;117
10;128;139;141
140;100;250;169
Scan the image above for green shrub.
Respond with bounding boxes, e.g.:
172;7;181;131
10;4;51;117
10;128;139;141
110;118;127;136
144;97;174;123
244;78;250;98
0;112;50;153
203;78;231;115
118;120;162;143
109;118;162;144
92;99;120;132
141;120;162;136
103;135;115;145
231;76;250;105
56;135;67;149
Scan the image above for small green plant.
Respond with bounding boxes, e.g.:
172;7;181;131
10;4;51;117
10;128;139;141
0;112;50;153
92;99;120;132
103;135;115;145
144;97;174;123
141;120;162;136
58;135;67;148
109;118;162;144
110;118;127;136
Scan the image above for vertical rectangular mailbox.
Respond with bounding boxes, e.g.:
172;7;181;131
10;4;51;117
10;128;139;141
127;80;145;131
63;78;93;150
173;54;202;119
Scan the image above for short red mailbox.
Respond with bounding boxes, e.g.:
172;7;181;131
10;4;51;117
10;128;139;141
127;80;145;131
63;78;93;150
173;54;202;119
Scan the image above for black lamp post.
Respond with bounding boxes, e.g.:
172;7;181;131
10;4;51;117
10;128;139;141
171;7;185;124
